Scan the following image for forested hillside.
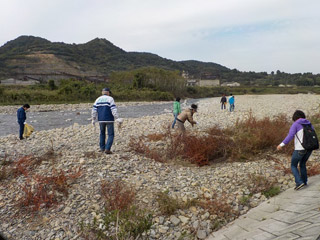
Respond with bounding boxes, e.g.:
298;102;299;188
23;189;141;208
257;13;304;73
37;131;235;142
0;36;228;79
1;35;320;86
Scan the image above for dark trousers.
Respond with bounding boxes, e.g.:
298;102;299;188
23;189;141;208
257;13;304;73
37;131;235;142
18;122;24;139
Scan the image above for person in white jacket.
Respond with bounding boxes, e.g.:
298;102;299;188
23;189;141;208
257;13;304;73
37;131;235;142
92;88;122;154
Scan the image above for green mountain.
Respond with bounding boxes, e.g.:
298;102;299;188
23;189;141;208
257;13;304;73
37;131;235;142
0;35;229;80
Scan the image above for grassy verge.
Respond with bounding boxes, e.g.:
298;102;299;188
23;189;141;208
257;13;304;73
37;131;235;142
1;79;320;105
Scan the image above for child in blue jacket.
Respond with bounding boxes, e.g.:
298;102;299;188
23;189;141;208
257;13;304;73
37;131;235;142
17;104;30;140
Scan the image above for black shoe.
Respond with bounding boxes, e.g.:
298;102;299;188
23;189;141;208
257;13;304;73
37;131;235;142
105;150;112;154
19;137;24;140
98;149;104;152
294;183;305;190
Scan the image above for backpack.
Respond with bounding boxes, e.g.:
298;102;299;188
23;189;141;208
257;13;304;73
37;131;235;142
296;124;319;150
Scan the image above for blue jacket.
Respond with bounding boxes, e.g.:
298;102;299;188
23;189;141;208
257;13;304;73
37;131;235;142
17;107;26;124
92;95;118;122
229;96;235;104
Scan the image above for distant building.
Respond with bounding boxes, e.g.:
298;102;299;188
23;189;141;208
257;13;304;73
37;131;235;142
0;78;40;85
221;81;240;87
183;70;220;87
186;79;197;87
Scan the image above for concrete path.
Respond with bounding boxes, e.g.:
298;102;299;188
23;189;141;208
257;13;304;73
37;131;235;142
207;174;320;240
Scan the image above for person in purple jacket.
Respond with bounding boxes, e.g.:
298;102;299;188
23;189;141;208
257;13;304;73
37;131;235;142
277;110;313;190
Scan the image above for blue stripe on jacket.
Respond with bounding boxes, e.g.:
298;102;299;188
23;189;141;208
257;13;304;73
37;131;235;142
92;95;118;122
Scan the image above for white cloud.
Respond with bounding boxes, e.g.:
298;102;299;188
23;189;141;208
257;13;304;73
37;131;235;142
0;0;320;73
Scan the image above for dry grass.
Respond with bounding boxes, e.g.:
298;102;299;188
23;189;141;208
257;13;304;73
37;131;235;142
247;174;277;195
101;179;135;211
145;133;166;142
156;191;198;216
200;193;239;227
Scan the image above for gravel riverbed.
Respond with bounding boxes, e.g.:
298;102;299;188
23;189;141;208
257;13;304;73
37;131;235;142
0;94;320;240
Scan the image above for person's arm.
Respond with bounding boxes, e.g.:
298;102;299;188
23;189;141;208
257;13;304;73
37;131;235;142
17;109;21;122
277;123;296;149
23;110;26;122
109;97;119;119
91;98;98;123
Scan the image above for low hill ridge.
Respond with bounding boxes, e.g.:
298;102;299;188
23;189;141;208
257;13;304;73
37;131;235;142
0;36;228;80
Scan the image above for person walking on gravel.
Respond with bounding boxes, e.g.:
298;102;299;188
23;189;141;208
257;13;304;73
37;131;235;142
176;104;198;132
17;104;30;140
228;94;235;112
277;110;316;190
92;88;122;154
220;94;227;110
172;97;181;129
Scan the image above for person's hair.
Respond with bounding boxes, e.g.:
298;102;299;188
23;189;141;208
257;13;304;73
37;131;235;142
176;97;181;102
191;104;197;111
23;104;30;109
292;110;306;121
230;93;233;96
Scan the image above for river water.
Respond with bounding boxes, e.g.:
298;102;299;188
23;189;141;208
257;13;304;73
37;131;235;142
0;99;199;137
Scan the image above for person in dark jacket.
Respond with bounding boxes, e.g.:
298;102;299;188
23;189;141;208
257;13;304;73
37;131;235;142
220;94;227;110
92;88;120;154
17;104;30;140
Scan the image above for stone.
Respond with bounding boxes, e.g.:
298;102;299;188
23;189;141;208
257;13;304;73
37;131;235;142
170;216;181;226
197;230;207;239
63;207;71;214
179;216;189;224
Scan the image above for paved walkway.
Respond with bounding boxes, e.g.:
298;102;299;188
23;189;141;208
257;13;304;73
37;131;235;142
207;174;320;240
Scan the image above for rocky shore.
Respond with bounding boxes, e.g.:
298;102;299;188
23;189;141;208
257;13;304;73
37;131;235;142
1;94;320;240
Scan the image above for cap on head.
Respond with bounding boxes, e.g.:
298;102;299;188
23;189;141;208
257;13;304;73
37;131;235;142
102;88;111;94
191;104;198;112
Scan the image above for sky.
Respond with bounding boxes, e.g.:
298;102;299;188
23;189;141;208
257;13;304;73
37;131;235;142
1;0;320;74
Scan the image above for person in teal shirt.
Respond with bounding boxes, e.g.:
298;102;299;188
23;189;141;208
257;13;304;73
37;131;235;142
172;97;181;128
229;94;235;112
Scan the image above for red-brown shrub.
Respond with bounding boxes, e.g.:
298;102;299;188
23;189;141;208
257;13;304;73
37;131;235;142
200;193;239;221
19;168;81;212
247;174;276;194
146;133;166;141
101;179;135;211
230;114;292;159
181;131;232;166
272;156;292;175
308;161;320;176
129;136;165;162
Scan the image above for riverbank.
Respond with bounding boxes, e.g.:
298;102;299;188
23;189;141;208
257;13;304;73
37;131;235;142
1;94;320;240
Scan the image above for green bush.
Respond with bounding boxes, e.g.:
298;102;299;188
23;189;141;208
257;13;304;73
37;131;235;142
81;206;152;240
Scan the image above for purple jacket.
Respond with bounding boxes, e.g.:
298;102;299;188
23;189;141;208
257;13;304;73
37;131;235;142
280;118;313;150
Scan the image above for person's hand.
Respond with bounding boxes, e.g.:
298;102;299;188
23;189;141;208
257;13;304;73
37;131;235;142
24;122;26;124
116;118;123;123
276;145;282;151
116;118;123;130
92;117;96;126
